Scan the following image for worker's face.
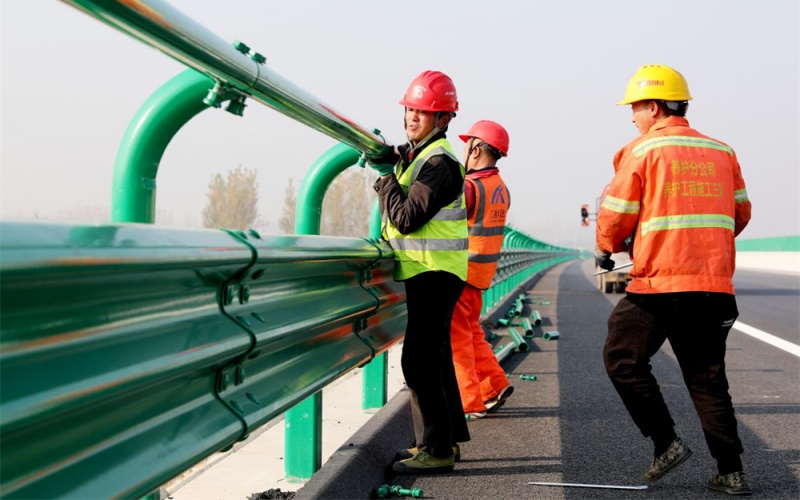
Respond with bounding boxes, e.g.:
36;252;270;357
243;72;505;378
631;100;658;135
462;137;482;169
405;108;436;143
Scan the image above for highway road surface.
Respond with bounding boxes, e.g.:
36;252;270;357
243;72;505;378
335;260;800;500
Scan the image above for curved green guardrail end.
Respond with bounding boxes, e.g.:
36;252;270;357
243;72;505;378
112;69;216;223
295;142;362;235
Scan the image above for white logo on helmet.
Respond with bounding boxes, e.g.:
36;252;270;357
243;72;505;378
412;85;426;98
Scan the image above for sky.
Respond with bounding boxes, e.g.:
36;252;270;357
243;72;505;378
1;0;798;250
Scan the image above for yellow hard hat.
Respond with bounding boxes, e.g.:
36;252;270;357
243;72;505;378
617;64;692;105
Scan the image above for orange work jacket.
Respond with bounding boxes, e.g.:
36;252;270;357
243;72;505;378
466;171;510;289
597;116;751;294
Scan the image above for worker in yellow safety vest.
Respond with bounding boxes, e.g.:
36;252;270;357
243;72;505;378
367;70;469;474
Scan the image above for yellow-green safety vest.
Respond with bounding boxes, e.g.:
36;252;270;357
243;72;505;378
382;139;468;281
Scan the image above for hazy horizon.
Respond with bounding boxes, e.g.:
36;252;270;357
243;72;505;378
2;0;798;249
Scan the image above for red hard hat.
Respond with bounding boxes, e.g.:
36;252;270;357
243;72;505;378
458;120;510;156
399;70;459;112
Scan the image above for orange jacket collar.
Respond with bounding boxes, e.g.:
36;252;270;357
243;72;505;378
648;115;690;133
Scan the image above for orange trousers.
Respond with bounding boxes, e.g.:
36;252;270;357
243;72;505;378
450;285;510;413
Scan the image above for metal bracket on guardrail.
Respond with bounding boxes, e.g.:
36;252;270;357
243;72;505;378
213;229;264;443
352;313;382;365
203;80;249;117
214;362;255;444
358;266;382;314
361;237;389;269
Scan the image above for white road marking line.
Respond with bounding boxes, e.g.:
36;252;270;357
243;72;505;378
732;321;800;358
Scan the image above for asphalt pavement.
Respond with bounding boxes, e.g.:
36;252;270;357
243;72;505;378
296;259;800;500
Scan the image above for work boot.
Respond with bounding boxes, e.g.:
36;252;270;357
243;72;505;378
484;385;514;412
642;437;693;482
396;444;461;462
708;472;752;496
392;451;455;474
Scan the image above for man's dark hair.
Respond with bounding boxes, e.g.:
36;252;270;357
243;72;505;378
478;143;503;161
657;100;689;117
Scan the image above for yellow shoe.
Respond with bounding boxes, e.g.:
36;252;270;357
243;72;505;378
396;444;461;462
392;451;455;474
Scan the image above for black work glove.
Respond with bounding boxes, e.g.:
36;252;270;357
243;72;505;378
367;148;399;176
594;248;615;271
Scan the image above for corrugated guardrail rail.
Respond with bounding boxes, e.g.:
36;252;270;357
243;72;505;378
0;221;405;499
0;221;578;499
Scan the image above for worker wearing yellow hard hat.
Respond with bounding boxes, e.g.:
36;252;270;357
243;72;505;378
615;64;694;136
598;64;753;496
617;64;693;105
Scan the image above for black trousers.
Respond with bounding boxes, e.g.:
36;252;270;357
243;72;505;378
402;270;469;458
603;292;744;467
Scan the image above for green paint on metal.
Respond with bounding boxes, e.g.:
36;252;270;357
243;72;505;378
63;0;392;158
508;328;529;352
3;3;587;498
521;318;534;336
0;221;402;498
494;341;517;364
285;142;357;479
295;143;361;235
112;69;215;223
736;236;800;252
287;141;395;478
285;395;322;481
376;484;424;498
363;195;390;411
362;352;388;411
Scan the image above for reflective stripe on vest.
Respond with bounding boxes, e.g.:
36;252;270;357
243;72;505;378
466;174;509;289
388;237;469;251
601;194;640;214
632;135;733;158
734;188;749;203
468;252;501;263
640;213;735;236
384;139;468;281
470;226;505;237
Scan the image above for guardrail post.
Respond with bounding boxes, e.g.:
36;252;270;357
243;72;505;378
285;142;362;480
363;198;388;411
285;396;323;481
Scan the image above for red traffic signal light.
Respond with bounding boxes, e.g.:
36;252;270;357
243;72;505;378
581;204;590;226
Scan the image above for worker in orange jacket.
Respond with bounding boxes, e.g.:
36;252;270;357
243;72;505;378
450;120;514;418
597;64;752;495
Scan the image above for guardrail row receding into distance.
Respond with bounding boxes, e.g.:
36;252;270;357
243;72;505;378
0;1;581;498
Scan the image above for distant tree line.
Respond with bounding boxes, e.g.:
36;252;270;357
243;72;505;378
203;164;375;237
